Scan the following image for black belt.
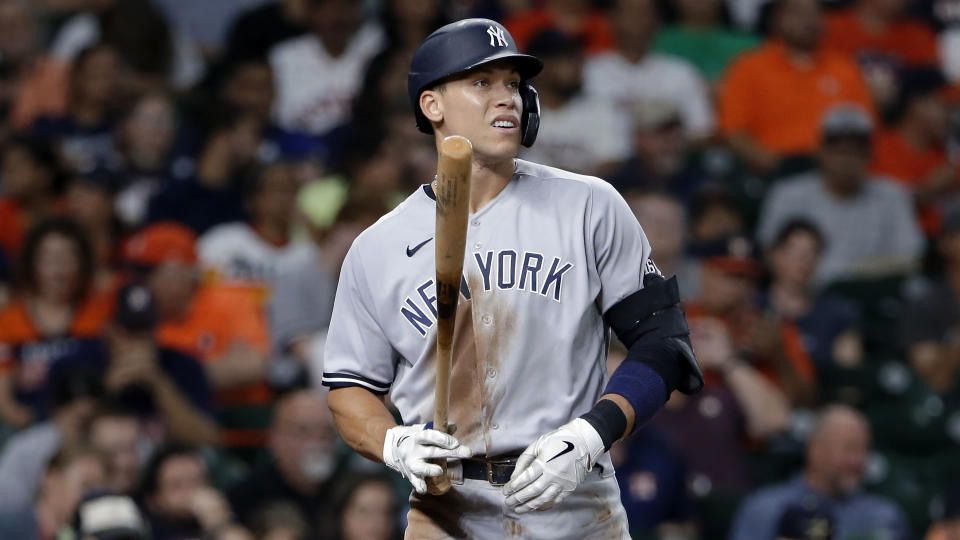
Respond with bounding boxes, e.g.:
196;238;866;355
460;456;519;486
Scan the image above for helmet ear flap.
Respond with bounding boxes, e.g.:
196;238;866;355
520;82;540;148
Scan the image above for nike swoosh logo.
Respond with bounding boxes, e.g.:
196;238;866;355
546;441;575;463
398;435;410;447
406;238;433;257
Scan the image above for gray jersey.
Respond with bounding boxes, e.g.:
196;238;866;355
322;159;654;465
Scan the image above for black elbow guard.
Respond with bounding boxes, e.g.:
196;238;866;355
604;274;704;394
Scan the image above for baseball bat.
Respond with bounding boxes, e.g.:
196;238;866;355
426;135;473;495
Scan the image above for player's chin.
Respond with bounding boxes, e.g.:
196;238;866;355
480;133;521;159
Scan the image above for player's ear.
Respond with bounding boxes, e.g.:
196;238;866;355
420;90;443;126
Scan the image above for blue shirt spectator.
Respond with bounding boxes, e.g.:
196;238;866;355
729;405;910;540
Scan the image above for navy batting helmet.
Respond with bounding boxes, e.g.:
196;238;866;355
408;18;544;147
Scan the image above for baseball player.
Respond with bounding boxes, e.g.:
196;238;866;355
322;19;703;539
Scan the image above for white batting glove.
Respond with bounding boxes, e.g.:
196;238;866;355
382;424;472;494
502;418;605;513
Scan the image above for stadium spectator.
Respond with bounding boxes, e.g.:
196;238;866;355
718;0;874;175
198;161;312;300
0;444;106;540
585;0;715;139
518;30;629;176
31;43;123;173
728;405;910;540
872;68;959;235
653;0;760;83
330;471;400;540
0;218;112;427
268;0;384;135
900;207;960;402
622;190;701;301
86;402;143;494
685;234;816;406
0;0;70;132
216;58;324;167
757;105;924;285
147;108;258;234
606;101;709;204
503;0;615;54
228;390;341;539
824;0;940;109
48;0;204;91
140;444;252;540
763;220;864;368
650;315;791;503
225;0;310;62
49;282;218;445
0;368;101;511
0;136;65;256
113;91;182;229
124;223;270;418
270;191;387;384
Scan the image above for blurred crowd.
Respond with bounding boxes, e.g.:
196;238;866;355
0;0;958;539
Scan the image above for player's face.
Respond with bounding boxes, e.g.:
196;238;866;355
435;62;523;162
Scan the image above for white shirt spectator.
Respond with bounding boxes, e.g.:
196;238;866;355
519;94;631;175
269;24;385;135
198;222;314;299
584;51;715;139
757;173;925;286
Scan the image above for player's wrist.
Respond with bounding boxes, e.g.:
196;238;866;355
579;399;627;453
382;424;417;470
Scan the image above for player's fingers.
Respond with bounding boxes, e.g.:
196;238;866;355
409;460;444;479
515;484;562;514
421;445;472;460
508;453;536;483
505;478;548;508
551;489;572;508
503;461;541;496
410;476;427;495
417;429;463;449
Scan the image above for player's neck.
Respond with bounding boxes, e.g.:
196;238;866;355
468;156;515;213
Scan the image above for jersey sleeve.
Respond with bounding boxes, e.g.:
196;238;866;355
588;180;654;314
321;242;395;395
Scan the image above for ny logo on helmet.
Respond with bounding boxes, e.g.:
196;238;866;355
487;25;507;47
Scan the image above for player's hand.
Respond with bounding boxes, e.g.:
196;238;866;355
503;418;604;513
382;424;472;494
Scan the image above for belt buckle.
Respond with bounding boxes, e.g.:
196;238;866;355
485;457;516;487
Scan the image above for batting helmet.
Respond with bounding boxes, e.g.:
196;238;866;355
408;18;544;147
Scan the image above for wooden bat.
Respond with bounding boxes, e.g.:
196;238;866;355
426;135;473;495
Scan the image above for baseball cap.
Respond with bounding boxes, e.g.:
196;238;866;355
113;283;157;332
691;235;760;277
633;100;682;132
123;222;197;267
820;104;873;139
75;493;149;540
